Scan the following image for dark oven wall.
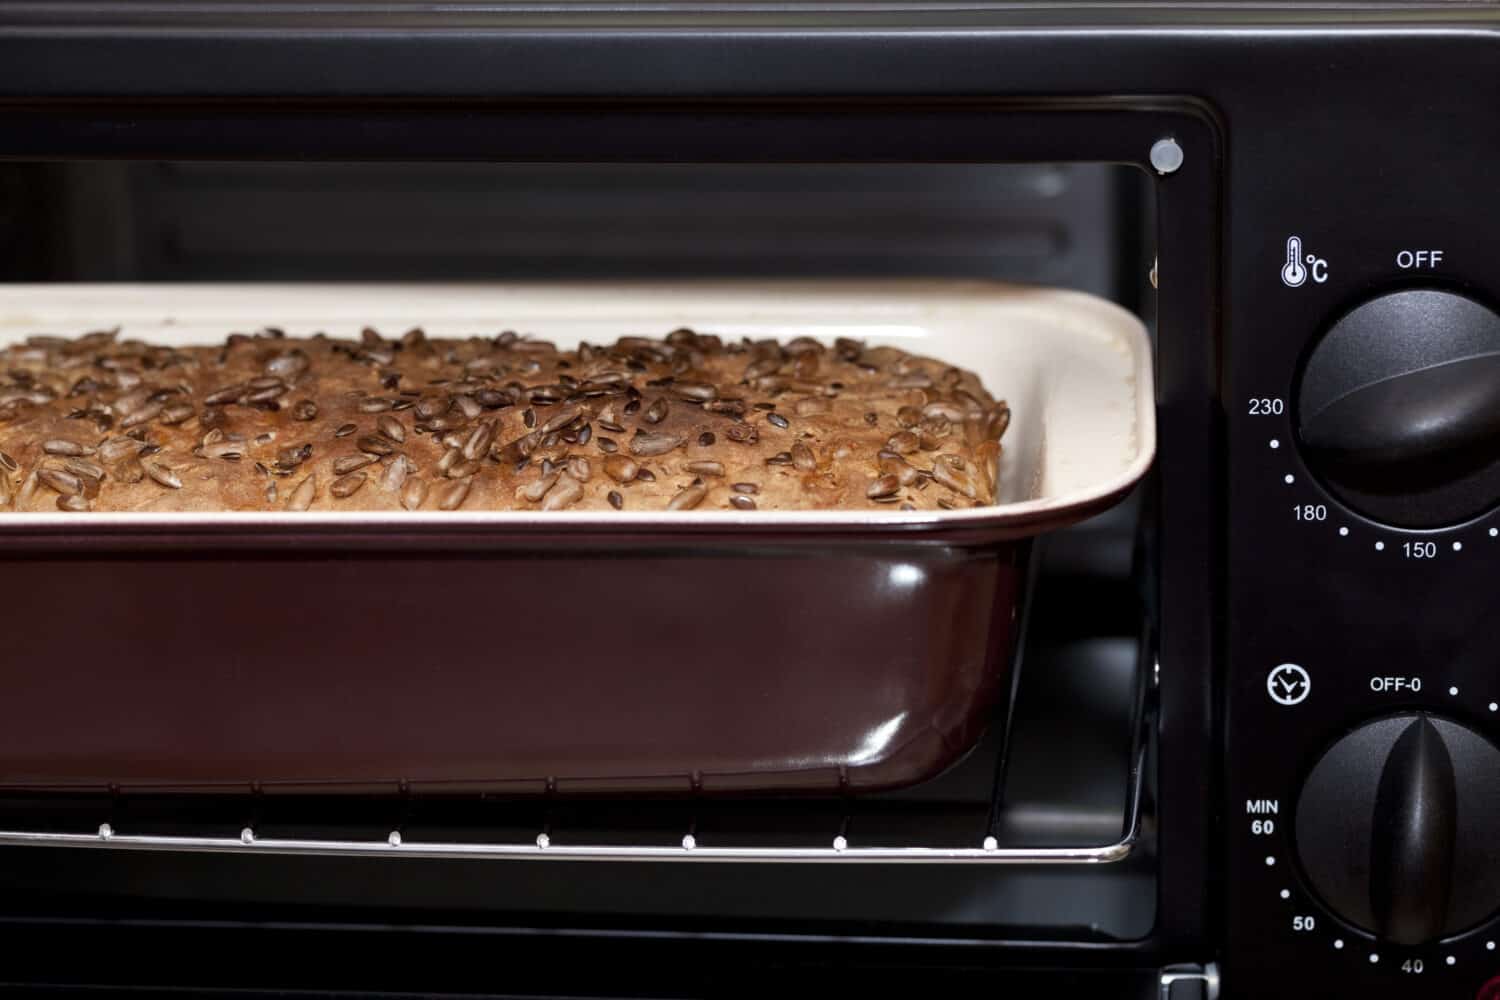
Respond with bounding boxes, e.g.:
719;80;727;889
7;161;1146;300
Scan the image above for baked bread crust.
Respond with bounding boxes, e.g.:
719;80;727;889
0;327;1008;513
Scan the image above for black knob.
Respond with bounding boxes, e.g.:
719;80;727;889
1295;714;1500;945
1296;289;1500;528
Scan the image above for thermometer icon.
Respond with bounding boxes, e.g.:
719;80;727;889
1281;236;1309;287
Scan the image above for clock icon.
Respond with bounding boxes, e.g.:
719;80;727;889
1267;663;1312;706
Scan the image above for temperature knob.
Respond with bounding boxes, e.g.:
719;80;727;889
1295;714;1500;945
1296;289;1500;528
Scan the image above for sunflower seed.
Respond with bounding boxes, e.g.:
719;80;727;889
333;454;375;476
643;397;669;424
725;423;759;444
922;401;966;423
357;435;394;457
744;358;781;380
275;443;313;472
704;397;747;417
988;403;1011;440
56;493;90;512
448;458;481;479
144;461;183;490
443;394;478;420
522;470;560;502
540;406;581;435
765;452;793;466
636;467;656;483
568;456;592;483
400;476;428;510
38;468;83;495
730;494;757;511
159;400;195;426
287;475;317;511
602;455;639;483
331;472;367;499
731;482;758;494
357;397;393;414
381;454;415;493
932;454;980;499
880;453;921;487
697;431;716;447
867;473;900;499
629;430;684;457
0;449;15;473
668;484;707;511
14;470;38;507
43;439;86;457
204;383;247;406
286;399;317;421
412;396;444;421
437;477;472;511
461;421;495;461
607;489;624;510
241;383;288;405
64;457;105;482
886;430;920;455
264;350;310;380
919;413;952;439
686;460;724;477
265;481;278;504
377;415;406;444
889;372;933;389
672;381;717;403
766;412;790;430
790;443;817;472
541;472;583;511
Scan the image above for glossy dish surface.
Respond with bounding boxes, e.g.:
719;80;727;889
0;281;1152;795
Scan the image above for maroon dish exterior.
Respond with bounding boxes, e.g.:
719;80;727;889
0;282;1150;797
0;523;1021;795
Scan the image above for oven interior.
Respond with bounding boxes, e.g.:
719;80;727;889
0;158;1161;983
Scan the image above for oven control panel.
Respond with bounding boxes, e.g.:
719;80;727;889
1226;251;1500;995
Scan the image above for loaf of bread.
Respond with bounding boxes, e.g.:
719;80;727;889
0;327;1009;513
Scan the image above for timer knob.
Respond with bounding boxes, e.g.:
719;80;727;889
1296;289;1500;528
1295;714;1500;945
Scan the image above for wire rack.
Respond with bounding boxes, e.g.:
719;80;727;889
0;695;1146;869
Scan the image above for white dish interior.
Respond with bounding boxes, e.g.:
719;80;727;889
0;281;1154;528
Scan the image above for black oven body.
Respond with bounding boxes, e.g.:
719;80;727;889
1;5;1498;998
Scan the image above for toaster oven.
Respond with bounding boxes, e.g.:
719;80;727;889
2;3;1499;998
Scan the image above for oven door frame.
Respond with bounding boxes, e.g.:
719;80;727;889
0;98;1222;977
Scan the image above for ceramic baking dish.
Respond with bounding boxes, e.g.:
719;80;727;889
0;281;1153;796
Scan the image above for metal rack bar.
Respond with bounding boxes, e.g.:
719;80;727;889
0;722;1146;865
